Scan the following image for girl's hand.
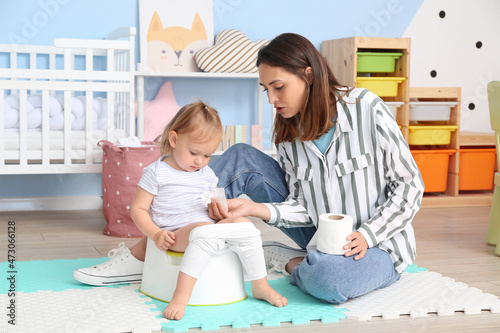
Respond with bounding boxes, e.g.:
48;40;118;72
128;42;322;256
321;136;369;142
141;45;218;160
344;231;368;260
208;198;252;221
153;230;176;251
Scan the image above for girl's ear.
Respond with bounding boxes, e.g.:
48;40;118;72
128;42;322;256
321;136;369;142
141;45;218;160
305;66;313;84
168;131;178;148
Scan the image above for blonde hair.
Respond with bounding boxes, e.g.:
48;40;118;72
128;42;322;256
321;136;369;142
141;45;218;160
157;101;223;155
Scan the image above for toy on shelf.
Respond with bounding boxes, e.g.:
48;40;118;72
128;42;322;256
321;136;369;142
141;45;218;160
195;29;269;74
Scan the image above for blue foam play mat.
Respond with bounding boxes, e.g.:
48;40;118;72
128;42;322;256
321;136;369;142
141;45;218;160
0;257;122;293
149;277;346;332
0;258;346;332
2;258;497;333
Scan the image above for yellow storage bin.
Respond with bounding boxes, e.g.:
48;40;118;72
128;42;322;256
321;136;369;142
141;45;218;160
408;125;458;145
356;77;405;97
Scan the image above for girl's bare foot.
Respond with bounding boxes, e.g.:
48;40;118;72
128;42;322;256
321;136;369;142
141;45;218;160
163;292;190;320
164;272;197;320
251;278;288;307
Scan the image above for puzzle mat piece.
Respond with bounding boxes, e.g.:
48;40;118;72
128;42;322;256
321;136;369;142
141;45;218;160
144;277;346;332
403;263;428;273
1;285;167;333
335;271;500;321
0;256;426;294
0;257;126;293
148;263;426;331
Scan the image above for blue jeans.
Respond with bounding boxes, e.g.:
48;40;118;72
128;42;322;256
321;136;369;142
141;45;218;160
210;143;400;304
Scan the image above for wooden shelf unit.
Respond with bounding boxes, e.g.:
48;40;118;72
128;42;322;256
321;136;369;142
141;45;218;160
409;88;494;207
321;36;493;207
409;87;461;198
321;36;411;138
460;131;496;146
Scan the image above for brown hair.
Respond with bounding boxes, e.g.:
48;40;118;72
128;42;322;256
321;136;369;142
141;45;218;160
256;33;351;144
157;100;223;155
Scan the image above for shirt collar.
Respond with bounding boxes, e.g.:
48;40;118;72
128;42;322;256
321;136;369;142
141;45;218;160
335;96;354;135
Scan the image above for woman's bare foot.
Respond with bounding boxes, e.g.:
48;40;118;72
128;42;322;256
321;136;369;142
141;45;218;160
251;278;288;307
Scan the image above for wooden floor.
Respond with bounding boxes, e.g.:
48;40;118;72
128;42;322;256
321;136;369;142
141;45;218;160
1;206;500;332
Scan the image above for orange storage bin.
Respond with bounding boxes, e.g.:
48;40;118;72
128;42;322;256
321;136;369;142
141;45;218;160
411;149;456;193
459;148;497;191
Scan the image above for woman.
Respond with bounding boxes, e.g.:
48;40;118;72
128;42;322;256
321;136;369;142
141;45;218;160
209;32;424;304
75;32;423;305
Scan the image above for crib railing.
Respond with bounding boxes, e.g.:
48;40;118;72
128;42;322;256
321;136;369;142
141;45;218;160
0;27;136;174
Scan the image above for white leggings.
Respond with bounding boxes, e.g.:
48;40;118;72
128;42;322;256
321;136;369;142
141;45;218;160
180;222;267;281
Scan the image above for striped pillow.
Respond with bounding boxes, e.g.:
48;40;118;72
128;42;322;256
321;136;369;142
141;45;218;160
195;29;269;73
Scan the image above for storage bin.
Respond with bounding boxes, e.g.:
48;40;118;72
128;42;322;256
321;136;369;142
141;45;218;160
408;125;458;145
357;52;403;73
100;140;160;238
356;77;405;97
385;101;404;119
409;101;458;121
411;149;456;192
459;148;497;191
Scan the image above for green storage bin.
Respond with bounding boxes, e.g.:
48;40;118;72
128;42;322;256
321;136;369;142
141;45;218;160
357;52;403;73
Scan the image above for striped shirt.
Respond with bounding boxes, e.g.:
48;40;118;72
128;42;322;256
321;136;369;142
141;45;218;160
264;88;424;273
138;157;218;231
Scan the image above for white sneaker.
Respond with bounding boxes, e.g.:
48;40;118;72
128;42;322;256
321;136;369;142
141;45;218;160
73;242;144;286
262;241;307;276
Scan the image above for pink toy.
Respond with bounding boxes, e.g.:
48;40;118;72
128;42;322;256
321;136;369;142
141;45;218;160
142;81;181;141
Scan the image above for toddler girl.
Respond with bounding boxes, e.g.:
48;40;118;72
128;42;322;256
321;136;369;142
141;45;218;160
131;101;287;320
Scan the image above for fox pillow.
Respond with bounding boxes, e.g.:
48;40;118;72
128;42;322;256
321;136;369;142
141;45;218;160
147;11;208;72
195;30;269;73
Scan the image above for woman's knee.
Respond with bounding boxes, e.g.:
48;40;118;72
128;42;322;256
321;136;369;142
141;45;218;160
291;254;349;303
292;249;398;304
226;143;260;157
212;143;254;166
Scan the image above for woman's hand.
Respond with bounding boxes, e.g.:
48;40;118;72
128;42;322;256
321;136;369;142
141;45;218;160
153;230;176;251
208;198;253;221
344;231;368;260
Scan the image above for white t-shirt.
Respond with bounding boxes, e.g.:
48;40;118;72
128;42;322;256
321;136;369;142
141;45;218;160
138;157;218;231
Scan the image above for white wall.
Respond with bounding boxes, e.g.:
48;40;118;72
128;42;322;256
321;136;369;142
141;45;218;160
0;0;424;199
403;0;500;133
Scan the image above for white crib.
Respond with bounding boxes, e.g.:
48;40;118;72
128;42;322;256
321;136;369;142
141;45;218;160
0;27;136;174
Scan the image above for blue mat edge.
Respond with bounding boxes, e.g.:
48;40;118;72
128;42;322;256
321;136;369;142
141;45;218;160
0;258;427;332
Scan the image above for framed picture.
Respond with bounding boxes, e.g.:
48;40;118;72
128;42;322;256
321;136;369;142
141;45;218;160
139;0;213;72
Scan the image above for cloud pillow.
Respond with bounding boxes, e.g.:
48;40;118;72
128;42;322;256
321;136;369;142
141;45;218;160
195;29;269;73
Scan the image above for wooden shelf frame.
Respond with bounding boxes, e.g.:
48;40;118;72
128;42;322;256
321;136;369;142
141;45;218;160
321;36;493;207
409;87;461;198
321;37;411;139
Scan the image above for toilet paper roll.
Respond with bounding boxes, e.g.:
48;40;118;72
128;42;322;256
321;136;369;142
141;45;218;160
316;213;353;255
